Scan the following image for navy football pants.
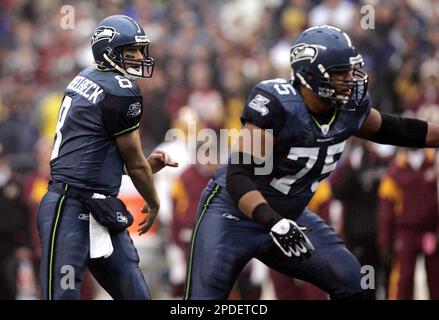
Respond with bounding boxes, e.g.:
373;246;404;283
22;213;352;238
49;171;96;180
184;183;363;300
37;190;150;300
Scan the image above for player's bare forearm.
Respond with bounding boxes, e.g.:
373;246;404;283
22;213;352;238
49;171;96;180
426;122;439;147
127;162;160;209
237;190;267;219
115;130;160;208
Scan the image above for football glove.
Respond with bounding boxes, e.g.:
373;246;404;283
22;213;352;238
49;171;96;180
269;219;315;259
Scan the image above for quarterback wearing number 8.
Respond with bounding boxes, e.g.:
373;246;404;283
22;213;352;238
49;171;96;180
37;15;178;300
184;25;439;299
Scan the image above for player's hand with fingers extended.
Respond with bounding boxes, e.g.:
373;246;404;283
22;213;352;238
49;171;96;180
147;149;178;174
138;202;160;235
269;219;315;259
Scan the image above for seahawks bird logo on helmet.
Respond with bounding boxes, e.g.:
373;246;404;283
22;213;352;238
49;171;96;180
91;26;118;45
290;44;322;64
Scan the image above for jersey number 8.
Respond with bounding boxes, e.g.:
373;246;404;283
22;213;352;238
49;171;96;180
51;95;72;160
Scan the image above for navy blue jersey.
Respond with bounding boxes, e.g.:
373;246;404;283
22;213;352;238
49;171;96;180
50;67;143;195
214;78;372;218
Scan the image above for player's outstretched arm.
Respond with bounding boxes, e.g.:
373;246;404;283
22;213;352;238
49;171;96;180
226;123;314;259
426;122;439;147
116;129;160;235
355;107;439;147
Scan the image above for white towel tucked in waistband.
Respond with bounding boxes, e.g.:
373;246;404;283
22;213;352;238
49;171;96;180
89;193;113;259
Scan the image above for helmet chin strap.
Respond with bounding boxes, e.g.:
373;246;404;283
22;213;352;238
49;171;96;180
295;73;313;92
294;72;354;110
103;53;140;81
125;67;142;78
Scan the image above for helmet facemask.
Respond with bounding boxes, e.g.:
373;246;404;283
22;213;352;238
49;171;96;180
103;43;155;80
318;66;368;111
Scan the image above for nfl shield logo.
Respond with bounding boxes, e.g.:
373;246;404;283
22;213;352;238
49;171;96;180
321;124;329;136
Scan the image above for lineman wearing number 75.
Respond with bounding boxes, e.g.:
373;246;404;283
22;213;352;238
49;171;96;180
184;25;439;300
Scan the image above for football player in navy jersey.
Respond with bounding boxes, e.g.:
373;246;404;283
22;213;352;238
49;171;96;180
184;25;439;300
37;15;177;300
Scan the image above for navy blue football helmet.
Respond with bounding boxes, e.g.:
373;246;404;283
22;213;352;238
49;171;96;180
290;25;368;110
91;15;154;80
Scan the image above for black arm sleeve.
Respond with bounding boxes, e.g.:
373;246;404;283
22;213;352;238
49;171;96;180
368;112;427;147
226;152;259;205
101;93;143;137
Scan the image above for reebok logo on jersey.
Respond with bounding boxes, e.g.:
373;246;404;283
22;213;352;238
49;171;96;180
249;94;270;116
126;102;142;118
316;137;335;143
222;213;240;221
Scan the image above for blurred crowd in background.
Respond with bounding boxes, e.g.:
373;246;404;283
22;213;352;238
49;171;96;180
1;0;439;300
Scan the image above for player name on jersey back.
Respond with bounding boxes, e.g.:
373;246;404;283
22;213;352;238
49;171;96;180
67;75;104;104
